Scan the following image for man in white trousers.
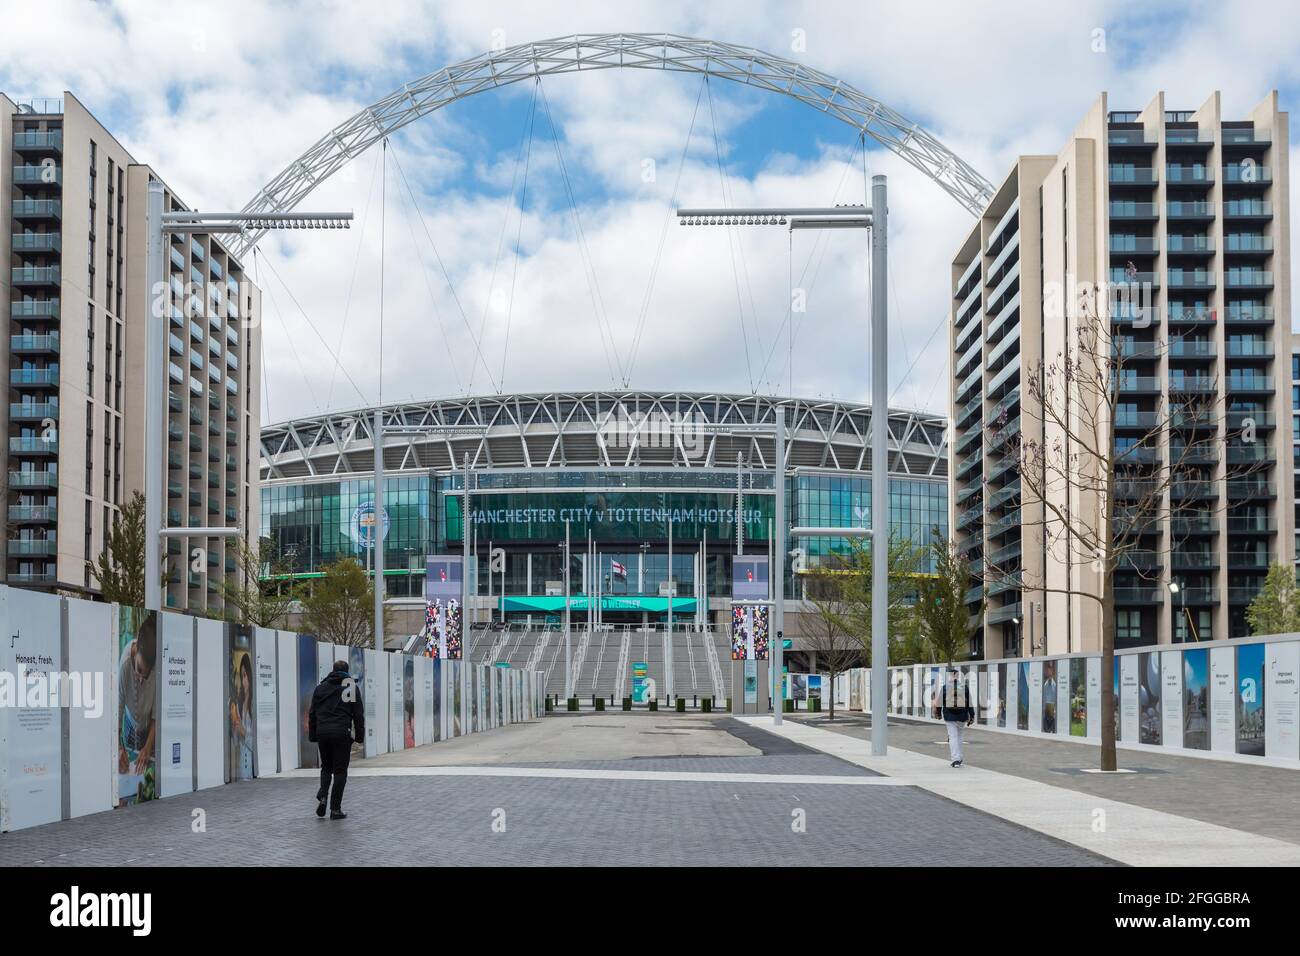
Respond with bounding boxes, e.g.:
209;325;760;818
940;668;975;767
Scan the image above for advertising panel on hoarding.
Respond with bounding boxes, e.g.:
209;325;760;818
1236;643;1265;756
432;659;442;741
363;649;381;755
423;556;463;659
228;625;255;783
1265;642;1299;760
1161;650;1183;749
404;657;416;748
1182;648;1209;751
996;663;1007;728
1085;657;1101;740
807;675;822;701
1069;659;1087;737
451;661;463;736
790;673;808;702
297;634;320;768
1;587;63;829
158;613;194;798
254;630;278;776
1209;646;1235;754
1015;662;1028;730
1040;660;1056;734
1120;654;1139;743
1138;651;1162;745
389;653;404;750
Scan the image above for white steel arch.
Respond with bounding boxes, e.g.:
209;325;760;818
233;32;993;255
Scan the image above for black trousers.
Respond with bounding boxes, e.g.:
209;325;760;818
316;737;353;812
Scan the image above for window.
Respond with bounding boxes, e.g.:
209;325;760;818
1116;610;1142;643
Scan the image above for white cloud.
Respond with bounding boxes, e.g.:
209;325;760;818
2;0;1296;425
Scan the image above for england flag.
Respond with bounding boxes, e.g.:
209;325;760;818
611;560;627;578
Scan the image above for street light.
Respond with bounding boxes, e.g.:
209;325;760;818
1169;580;1199;641
679;187;889;754
143;186;353;614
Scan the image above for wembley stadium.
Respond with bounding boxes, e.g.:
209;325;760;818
258;390;948;700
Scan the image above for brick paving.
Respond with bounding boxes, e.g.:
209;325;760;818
0;717;1113;867
794;713;1300;846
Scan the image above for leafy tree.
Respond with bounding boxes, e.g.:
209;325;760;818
89;490;147;607
1245;563;1300;636
917;527;980;664
299;556;390;648
832;534;925;666
221;536;299;628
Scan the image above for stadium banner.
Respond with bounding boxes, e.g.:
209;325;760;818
424;555;464;659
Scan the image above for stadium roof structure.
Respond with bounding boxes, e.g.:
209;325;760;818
260;391;948;481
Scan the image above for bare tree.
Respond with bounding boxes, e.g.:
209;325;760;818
983;287;1262;771
221;536;299;628
801;565;865;720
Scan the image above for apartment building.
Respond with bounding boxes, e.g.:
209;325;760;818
951;91;1292;657
1;91;262;614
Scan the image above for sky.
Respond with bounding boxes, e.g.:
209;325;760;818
3;0;1298;426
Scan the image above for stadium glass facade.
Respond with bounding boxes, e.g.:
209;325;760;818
260;469;948;614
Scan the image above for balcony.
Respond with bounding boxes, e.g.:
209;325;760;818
8;570;56;585
1225;305;1273;324
1226;480;1275;500
1226;445;1275;464
1225;271;1272;289
8;470;57;489
1164;165;1213;184
1224;340;1273;359
1171;551;1217;570
1224;201;1271;220
8;436;57;456
6;537;57;557
1167;270;1215;291
1109;202;1158;221
1164;129;1213;146
1225;375;1273;394
13;165;62;186
9;332;60;356
1167;305;1215;325
10;299;60;320
987;603;1022;625
11;266;61;287
1221;129;1271;147
1224;235;1273;255
1166;201;1214;220
1114;445;1161;466
1114;587;1163;605
11;232;61;254
1221;165;1271;186
1228;587;1265;605
1118;376;1162;394
1169;481;1217;500
1165;234;1214;256
1168;340;1215;360
1226;410;1273;429
1178;588;1218;605
987;509;1022;538
1109;167;1158;185
1115;410;1159;429
1109;236;1158;255
12;199;61;221
10;367;59;387
1227;552;1270;570
1226;516;1276;534
1171;515;1216;535
987;480;1021;510
12;130;63;153
1169;376;1216;394
9;402;58;421
1169;445;1218;466
1108;129;1156;148
9;505;57;523
1120;550;1163;571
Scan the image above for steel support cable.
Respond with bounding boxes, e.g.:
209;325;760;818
378;138;387;407
254;247;324;413
754;132;862;391
393;166;467;396
499;85;539;392
387;144;500;394
535;79;622;388
473;81;539;395
257;250;369;406
704;75;755;392
623;74;707;388
325;146;381;410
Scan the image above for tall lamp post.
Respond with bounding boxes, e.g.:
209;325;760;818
678;183;889;755
144;195;352;614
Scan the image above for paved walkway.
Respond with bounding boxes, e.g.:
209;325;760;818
0;712;1110;867
788;713;1300;846
751;715;1300;867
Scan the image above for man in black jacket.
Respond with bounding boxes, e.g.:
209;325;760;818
308;660;365;819
940;667;976;768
